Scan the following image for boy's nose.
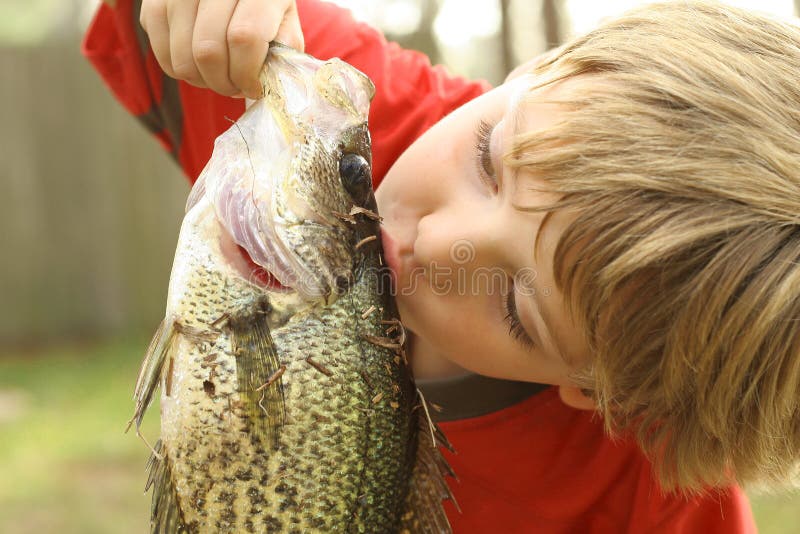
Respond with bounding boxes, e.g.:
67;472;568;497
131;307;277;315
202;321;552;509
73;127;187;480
415;204;501;270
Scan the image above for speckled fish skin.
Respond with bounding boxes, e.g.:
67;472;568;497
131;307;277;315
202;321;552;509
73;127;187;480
158;196;412;533
128;45;436;533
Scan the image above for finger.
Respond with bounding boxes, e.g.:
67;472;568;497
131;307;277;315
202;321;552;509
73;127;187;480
227;0;285;99
274;2;305;53
193;0;239;96
167;0;204;87
140;0;176;78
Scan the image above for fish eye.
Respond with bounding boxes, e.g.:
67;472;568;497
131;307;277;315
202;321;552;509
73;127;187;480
339;153;372;204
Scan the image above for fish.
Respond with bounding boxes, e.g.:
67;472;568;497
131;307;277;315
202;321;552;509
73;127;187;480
127;44;454;533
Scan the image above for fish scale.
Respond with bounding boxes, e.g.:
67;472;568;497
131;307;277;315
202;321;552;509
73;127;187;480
128;44;454;533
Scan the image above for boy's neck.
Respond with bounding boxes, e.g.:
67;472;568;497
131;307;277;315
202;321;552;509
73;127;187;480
407;331;552;421
408;332;472;380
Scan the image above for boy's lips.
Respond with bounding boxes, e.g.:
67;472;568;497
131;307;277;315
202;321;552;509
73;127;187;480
380;228;412;279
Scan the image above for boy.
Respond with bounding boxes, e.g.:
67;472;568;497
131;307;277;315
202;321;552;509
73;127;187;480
84;0;800;530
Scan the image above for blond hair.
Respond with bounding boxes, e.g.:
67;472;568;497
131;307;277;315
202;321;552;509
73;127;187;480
508;1;800;493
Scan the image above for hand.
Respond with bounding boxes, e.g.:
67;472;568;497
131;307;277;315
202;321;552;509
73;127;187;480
139;0;304;99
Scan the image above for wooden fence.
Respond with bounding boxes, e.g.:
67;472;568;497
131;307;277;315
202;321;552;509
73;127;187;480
0;40;189;349
0;5;554;350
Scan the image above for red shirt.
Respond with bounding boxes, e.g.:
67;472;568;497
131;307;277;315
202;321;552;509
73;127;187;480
83;1;757;532
439;387;754;533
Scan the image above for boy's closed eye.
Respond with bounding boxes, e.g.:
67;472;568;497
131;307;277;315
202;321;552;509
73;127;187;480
474;117;541;351
474;119;498;193
503;282;536;350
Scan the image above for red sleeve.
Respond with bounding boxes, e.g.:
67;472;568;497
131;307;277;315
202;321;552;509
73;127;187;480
295;1;489;187
82;0;489;185
81;0;243;177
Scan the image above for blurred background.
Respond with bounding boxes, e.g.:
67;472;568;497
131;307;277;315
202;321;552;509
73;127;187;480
2;0;800;531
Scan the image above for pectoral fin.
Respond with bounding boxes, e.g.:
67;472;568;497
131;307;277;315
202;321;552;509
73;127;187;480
128;318;177;434
229;305;286;449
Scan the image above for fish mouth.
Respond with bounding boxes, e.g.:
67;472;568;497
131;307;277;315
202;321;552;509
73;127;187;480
214;222;289;291
234;238;354;305
198;44;374;302
200;96;339;300
219;223;344;301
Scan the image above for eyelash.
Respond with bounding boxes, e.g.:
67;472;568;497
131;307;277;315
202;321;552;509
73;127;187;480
474;119;498;193
502;284;536;350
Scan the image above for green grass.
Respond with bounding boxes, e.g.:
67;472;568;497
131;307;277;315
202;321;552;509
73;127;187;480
0;338;798;532
750;490;800;533
0;338;157;534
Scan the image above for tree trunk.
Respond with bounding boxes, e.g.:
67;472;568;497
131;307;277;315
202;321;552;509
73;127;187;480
542;0;562;49
391;0;442;64
499;0;514;74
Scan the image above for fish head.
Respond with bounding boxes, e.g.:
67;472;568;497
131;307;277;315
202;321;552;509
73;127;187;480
198;44;377;303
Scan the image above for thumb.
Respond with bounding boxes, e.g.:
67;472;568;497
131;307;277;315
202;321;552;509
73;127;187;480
274;4;305;52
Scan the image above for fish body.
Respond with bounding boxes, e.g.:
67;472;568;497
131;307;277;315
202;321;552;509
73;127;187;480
129;45;452;533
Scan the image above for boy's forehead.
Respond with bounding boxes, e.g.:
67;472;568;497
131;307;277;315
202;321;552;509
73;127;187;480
504;74;537;126
503;80;573;206
504;75;600;206
508;74;588;134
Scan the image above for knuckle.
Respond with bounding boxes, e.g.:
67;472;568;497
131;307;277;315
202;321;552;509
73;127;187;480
158;59;176;78
171;60;199;82
138;0;151;21
139;0;162;29
152;49;174;77
192;39;226;65
227;24;261;48
139;8;151;30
